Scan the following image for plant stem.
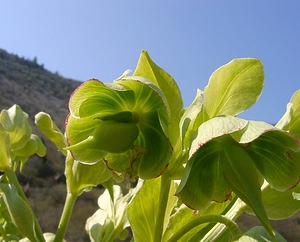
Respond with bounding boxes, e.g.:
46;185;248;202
54;192;78;242
167;214;241;242
5;168;45;241
153;174;171;242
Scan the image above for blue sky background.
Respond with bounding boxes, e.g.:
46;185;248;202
1;1;300;124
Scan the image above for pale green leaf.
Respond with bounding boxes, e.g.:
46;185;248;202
0;184;45;242
189;116;248;158
248;130;300;191
179;89;204;149
236;226;287;242
176;142;231;210
231;120;275;143
276;89;300;138
203;58;264;118
244;181;300;220
222;142;273;237
133;50;183;145
293;192;300;200
127;177;177;242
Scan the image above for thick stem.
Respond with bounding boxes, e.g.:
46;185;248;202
5;168;45;241
54;192;78;242
167;214;241;242
153;174;171;242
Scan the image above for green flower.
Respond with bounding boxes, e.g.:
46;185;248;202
0;105;46;170
176;116;300;236
65;77;172;179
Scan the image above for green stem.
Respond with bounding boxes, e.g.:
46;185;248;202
167;214;241;242
200;197;246;241
5;168;45;242
54;192;78;242
153;174;171;242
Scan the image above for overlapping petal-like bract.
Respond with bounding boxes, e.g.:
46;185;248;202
176;116;300;236
65;77;172;179
0;105;46;170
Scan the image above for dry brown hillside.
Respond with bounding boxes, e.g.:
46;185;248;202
0;48;103;241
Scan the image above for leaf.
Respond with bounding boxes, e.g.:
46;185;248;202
248;130;300;191
236;226;287;242
0;184;45;242
176;142;232;210
179;89;204;150
127;177;177;242
244;181;300;220
222;142;273;237
133;50;183;145
203;58;264;118
189;115;248;158
276;89;300;138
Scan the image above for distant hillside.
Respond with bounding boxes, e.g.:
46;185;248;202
0;48;81;129
0;48;101;241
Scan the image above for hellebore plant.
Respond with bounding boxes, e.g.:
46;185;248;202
0;51;300;242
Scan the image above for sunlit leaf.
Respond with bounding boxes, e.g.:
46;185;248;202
276;89;300;138
179;89;204;150
247;130;300;191
133;50;183;145
222;141;273;236
237;226;287;242
203;58;264;118
189;116;248;158
127;177;177;242
176;142;232;210
244;181;300;220
0;184;45;242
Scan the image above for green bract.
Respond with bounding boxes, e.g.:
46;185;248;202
65;152;112;195
176;116;300;236
0;105;46;170
65;77;172;179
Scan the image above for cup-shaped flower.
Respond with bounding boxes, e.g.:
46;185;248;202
65;77;172;179
0;105;46;170
176;116;300;236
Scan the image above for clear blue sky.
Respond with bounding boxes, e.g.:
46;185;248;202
1;1;300;124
